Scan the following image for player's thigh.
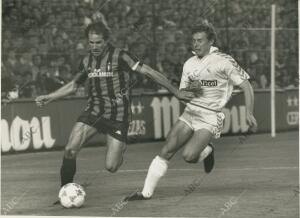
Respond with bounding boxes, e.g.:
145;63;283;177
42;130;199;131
105;134;126;171
182;128;213;162
160;120;193;160
65;122;98;157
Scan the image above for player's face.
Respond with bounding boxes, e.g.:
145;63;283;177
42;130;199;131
88;32;108;56
192;32;213;57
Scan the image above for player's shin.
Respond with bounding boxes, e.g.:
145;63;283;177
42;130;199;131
60;156;77;187
141;155;168;198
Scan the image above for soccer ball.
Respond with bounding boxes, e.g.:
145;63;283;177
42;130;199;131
58;183;86;208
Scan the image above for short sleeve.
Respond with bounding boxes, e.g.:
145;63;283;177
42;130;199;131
179;63;191;89
74;59;88;85
120;51;143;71
222;58;250;86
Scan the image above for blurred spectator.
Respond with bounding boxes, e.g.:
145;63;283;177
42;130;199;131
32;54;43;80
37;66;65;93
19;51;33;75
19;71;36;98
282;70;297;89
1;63;16;98
163;42;175;63
161;59;180;87
35;65;48;94
247;52;268;89
11;37;24;50
59;65;73;83
4;50;20;75
48;35;70;66
1;0;298;98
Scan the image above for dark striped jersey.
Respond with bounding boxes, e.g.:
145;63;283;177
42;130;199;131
74;44;141;122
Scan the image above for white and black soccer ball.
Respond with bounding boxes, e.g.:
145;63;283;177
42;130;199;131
58;183;86;208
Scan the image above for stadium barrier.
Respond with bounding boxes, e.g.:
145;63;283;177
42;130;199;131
1;89;298;154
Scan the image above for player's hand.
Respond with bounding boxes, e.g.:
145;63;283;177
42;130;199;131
35;95;53;107
246;112;258;132
175;90;196;102
181;81;202;97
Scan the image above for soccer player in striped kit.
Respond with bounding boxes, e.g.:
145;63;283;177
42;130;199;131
35;22;195;191
125;21;258;201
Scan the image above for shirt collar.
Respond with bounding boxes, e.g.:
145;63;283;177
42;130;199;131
192;46;219;59
209;46;219;53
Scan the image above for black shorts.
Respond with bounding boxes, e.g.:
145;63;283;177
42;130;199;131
77;111;129;143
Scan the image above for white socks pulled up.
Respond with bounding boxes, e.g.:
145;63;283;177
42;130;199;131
142;155;168;198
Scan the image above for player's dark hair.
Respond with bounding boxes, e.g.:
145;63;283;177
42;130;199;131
85;22;110;40
191;20;217;44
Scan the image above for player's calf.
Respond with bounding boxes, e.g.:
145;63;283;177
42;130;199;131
60;149;78;187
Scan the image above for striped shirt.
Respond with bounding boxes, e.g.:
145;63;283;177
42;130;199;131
180;46;250;112
74;44;141;122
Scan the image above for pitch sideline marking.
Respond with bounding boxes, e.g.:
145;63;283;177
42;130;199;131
112;166;298;173
2;166;298;175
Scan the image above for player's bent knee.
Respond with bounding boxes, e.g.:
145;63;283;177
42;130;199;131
182;151;199;164
105;165;119;173
64;148;78;159
105;162;120;173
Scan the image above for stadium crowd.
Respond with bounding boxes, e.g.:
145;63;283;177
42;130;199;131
2;0;298;99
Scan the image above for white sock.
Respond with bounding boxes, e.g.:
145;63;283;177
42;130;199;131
198;145;213;162
141;155;168;198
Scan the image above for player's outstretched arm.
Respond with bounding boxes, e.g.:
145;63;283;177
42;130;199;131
35;81;79;107
238;80;258;132
137;64;195;101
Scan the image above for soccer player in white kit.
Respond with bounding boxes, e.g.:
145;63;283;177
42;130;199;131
125;21;258;200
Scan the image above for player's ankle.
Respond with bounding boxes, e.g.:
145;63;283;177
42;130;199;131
141;190;152;198
156;155;169;164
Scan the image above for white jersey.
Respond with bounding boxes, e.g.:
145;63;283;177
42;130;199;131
179;47;250;112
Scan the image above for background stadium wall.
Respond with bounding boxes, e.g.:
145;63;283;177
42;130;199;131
1;89;298;154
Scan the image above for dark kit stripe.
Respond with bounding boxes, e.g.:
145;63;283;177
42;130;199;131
94;55;103;115
86;53;94;114
99;49;111;119
106;47;117;121
117;52;129;122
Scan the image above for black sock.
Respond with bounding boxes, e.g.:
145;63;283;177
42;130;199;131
60;157;76;187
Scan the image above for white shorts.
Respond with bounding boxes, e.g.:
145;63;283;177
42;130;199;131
179;106;225;139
